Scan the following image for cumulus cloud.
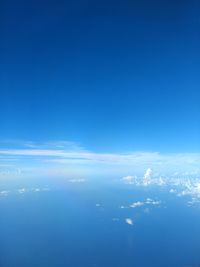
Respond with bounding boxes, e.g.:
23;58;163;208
121;170;200;205
143;168;153;185
0;187;50;198
119;198;161;213
146;198;161;205
130;198;161;209
130;201;144;208
125;218;134;225
174;180;200;204
121;169;167;187
177;181;200;198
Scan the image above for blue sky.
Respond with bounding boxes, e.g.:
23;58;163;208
0;0;200;178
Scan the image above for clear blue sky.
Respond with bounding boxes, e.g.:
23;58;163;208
1;0;200;153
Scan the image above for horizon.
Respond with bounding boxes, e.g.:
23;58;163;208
1;1;200;267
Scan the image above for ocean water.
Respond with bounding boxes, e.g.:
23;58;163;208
1;180;200;267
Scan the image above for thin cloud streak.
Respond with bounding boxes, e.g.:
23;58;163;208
1;148;200;164
0;141;200;178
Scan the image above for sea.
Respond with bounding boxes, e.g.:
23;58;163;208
1;177;200;267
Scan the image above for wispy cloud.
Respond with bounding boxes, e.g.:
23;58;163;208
0;140;200;178
0;187;50;198
68;178;86;183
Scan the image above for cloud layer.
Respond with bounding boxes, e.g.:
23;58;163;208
0;140;200;178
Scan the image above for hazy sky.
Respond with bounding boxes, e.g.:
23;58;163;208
0;0;200;178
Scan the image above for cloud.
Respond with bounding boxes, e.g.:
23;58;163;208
145;198;161;205
125;218;134;225
143;168;153;185
177;181;200;198
120;205;126;209
121;170;200;204
130;198;161;209
121;170;167;187
0;166;21;177
130;201;144;208
18;188;27;194
119;197;161;212
68;178;86;183
1;140;200;178
169;188;176;193
121;175;137;184
0;187;50;198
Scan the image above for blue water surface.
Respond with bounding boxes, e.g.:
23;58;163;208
1;180;200;267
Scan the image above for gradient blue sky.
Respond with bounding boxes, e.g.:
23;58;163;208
1;0;200;157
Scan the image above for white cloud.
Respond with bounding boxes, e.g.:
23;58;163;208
1;140;200;179
18;188;27;194
1;145;200;170
121;175;137;184
169;188;176;193
121;171;200;204
125;218;134;225
68;178;86;183
130;201;144;208
143;168;153;185
130;198;161;209
146;198;161;205
121;170;168;187
0;187;51;198
34;188;41;192
177;181;200;199
157;177;166;186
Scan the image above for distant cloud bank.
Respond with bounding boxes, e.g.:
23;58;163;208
121;168;200;205
0;140;200;179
